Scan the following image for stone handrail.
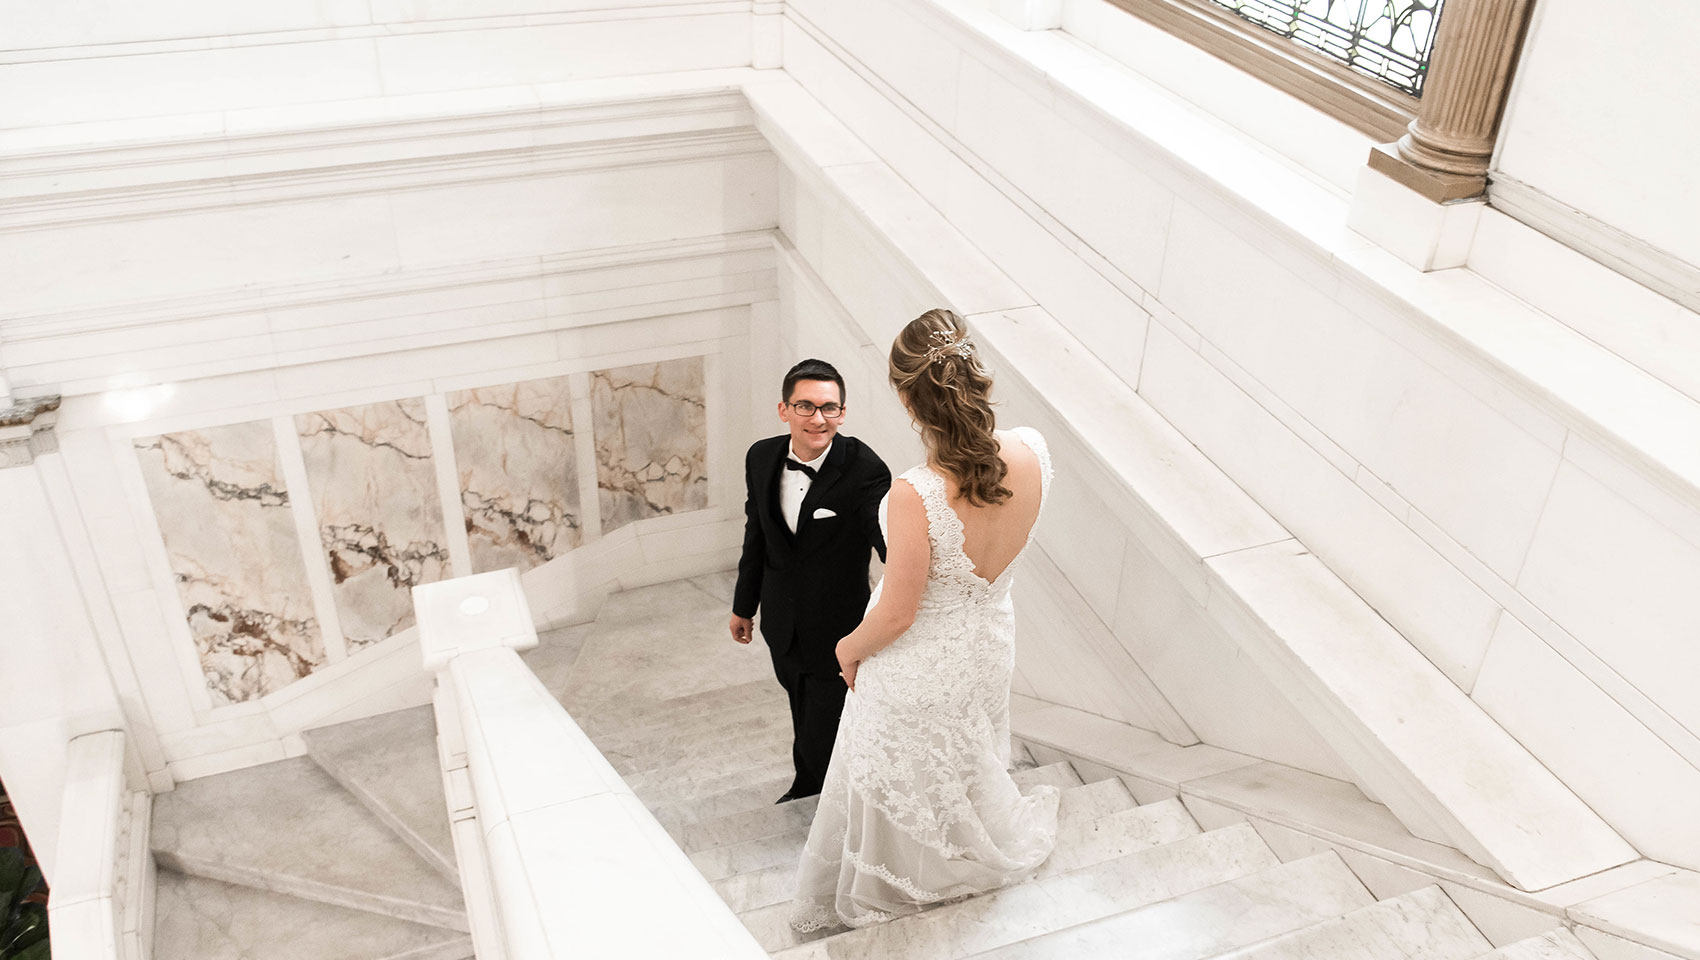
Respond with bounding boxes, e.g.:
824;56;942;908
415;569;767;960
46;730;145;960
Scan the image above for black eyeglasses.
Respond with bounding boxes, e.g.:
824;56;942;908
787;401;845;419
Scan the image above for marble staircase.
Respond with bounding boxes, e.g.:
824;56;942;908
145;573;1608;959
149;707;472;960
550;578;1602;960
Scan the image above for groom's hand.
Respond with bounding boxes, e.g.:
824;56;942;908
729;614;754;644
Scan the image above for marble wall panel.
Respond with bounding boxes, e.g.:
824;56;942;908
134;422;322;705
592;358;708;534
447;376;582;574
296;399;449;649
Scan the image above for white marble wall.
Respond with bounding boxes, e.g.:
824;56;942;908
592;358;709;534
448;377;582;574
773;2;1700;871
297;399;450;649
134;422;323;704
0;3;755;129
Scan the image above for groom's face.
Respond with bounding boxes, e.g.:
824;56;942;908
779;377;843;460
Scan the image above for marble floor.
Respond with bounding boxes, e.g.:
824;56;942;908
151;572;1607;960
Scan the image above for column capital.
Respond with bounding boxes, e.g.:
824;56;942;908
0;394;62;469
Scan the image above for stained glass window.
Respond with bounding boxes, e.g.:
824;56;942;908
1206;0;1445;97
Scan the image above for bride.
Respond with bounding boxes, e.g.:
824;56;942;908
790;308;1061;931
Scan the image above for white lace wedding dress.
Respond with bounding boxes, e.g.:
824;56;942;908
790;426;1061;931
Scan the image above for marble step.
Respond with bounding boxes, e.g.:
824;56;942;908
651;771;798;833
631;755;797;810
587;697;788;753
625;739;794;800
679;795;821;854
693;825;809;883
1205;884;1489;959
152;756;469;932
300;705;456;880
1478;929;1599;960
1055;776;1139;823
612;725;792;778
714;861;800;914
1009;762;1084;792
1038;797;1200;876
705;777;1159;891
154;870;472;960
574;678;778;736
965;850;1373;959
600;711;794;774
757;821;1280;957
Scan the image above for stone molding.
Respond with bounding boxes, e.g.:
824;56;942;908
1489;172;1700;319
0;232;773;398
0;394;61;468
0;91;760;231
0;1;747;66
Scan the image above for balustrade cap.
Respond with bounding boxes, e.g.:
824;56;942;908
414;568;539;672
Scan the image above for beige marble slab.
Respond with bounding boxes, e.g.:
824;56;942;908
769;823;1280;959
624;739;795;798
300;705;455;879
153;870;471;960
680;796;822;854
592;697;790;753
297;399;448;649
135;421;322;704
1571;870;1700;960
591;357;709;533
1209;885;1488;959
1040;798;1201;876
715;861;801;914
1055;777;1137;824
1010;762;1083;792
692;828;809;882
636;757;797;811
151;756;467;931
651;772;797;832
975;851;1374;960
1483;928;1603;960
447;376;582;574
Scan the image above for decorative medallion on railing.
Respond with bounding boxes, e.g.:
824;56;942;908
1207;0;1445;97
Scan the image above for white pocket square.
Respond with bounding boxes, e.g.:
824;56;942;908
812;507;838;519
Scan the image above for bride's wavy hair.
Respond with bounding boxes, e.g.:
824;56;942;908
889;308;1012;507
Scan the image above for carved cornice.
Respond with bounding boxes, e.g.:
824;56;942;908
0;90;762;231
0;394;61;468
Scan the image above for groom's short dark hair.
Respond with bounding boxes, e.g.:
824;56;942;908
783;359;846;404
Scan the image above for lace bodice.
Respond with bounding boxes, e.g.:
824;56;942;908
876;425;1054;613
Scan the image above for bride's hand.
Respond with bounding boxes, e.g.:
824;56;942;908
836;641;860;692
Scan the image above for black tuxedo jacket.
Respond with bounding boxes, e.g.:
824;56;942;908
733;434;891;675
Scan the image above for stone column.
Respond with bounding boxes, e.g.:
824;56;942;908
1368;0;1536;202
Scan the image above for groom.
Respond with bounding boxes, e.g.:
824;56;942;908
730;359;891;803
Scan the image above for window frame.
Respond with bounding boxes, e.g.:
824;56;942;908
1102;0;1423;142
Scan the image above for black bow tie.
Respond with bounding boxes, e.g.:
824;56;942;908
784;459;819;480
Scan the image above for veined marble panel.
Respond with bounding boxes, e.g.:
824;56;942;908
447;376;582;573
134;422;322;704
296;400;449;650
592;358;709;534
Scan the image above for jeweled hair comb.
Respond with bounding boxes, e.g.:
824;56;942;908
924;329;974;365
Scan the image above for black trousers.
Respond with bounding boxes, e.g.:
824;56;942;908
770;645;848;798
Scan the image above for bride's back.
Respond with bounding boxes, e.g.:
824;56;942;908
937;430;1044;584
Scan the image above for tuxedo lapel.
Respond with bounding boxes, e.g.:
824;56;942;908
756;438;794;553
795;438;850;542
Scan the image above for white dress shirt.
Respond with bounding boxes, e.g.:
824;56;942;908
780;441;831;534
